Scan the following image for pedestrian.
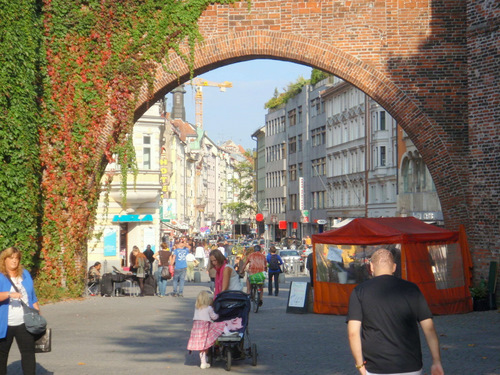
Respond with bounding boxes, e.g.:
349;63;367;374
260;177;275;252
266;246;283;296
133;247;149;297
143;244;155;274
306;251;314;287
0;247;42;375
187;291;225;369
347;248;444;375
186;251;196;282
172;238;189;297
195;242;205;269
155;243;173;297
209;249;242;298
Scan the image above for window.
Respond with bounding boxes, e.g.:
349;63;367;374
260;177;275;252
289;164;297;181
380;111;386;131
289;137;297;154
380;146;386;167
290;194;297;210
298;134;303;152
298;163;303;177
143;135;151;169
312;157;326;176
312;126;326;146
298;106;303;123
288;109;297;126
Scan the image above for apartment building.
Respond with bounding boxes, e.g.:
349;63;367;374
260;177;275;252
256;75;440;242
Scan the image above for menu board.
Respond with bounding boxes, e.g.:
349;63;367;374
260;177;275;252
286;281;310;314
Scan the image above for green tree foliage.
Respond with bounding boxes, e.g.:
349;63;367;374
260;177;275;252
310;68;332;86
264;76;309;109
0;0;43;269
0;0;242;301
223;152;256;222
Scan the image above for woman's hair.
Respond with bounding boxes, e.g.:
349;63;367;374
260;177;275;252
195;290;213;309
93;262;101;267
161;242;169;250
0;247;23;277
132;245;140;253
269;246;277;254
209;249;226;267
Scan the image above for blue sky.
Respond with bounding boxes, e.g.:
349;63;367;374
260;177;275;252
167;59;313;150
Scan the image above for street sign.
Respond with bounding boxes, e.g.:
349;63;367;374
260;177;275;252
317;219;327;225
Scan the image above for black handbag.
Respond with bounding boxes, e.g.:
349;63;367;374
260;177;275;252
161;266;172;280
8;277;48;335
35;328;52;353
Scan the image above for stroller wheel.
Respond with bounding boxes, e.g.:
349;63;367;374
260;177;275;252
225;349;232;371
251;343;258;366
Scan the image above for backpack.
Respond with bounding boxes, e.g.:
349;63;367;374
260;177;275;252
268;254;280;271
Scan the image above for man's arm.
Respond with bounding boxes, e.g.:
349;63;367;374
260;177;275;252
347;320;366;375
420;318;444;375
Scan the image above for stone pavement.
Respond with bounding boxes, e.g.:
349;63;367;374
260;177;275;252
6;274;500;375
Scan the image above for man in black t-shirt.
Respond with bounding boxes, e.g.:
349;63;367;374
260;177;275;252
347;249;444;375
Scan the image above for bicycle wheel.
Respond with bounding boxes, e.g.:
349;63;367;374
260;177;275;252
253;288;260;313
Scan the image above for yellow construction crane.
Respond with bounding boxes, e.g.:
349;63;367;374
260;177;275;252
185;78;233;128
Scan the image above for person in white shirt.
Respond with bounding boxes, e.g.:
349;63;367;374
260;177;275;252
195;242;206;269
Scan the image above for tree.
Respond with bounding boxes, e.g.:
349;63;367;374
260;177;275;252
223;152;256;224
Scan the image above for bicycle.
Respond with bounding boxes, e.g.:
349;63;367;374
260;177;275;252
249;282;264;313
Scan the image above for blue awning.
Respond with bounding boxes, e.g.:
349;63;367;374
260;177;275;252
112;214;153;223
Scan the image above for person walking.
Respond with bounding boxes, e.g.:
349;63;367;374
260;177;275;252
266;246;283;296
172;238;189;297
0;247;42;375
133;247;149;297
195;242;205;269
347;248;444;375
155;243;173;297
186;291;225;369
186;251;196;282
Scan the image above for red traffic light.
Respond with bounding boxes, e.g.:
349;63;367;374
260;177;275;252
256;213;264;222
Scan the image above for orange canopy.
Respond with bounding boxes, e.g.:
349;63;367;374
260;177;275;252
311;217;473;315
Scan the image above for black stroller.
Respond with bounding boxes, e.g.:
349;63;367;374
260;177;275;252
208;290;258;371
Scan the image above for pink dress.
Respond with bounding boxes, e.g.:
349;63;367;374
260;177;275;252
187;306;225;351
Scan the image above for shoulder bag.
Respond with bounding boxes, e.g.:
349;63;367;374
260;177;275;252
7;277;47;335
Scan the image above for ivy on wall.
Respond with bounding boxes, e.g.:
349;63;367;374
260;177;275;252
0;0;43;270
0;0;241;301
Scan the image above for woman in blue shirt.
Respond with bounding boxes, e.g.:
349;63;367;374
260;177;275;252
0;247;41;375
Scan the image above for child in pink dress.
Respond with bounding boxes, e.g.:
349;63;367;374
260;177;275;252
187;291;225;369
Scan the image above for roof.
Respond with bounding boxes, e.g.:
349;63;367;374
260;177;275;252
312;217;458;245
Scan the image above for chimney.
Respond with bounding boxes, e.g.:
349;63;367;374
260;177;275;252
171;85;186;121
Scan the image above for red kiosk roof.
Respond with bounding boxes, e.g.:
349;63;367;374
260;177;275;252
312;217;458;245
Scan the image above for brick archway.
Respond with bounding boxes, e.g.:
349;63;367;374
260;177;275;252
135;31;468;229
121;1;498;278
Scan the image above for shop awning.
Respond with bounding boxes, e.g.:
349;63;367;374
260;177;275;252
112;214;153;223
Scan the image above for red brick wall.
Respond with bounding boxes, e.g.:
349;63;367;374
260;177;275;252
131;0;499;282
466;1;500;287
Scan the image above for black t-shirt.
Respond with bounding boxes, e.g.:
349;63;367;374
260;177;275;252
347;275;433;374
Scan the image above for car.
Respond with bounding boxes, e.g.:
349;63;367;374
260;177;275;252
278;249;304;273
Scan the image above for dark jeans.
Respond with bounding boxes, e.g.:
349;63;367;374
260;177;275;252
0;324;36;375
268;272;280;296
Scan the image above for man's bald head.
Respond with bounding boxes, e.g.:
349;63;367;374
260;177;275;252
370;248;396;276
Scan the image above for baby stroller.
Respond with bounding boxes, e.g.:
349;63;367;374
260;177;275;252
208;290;258;371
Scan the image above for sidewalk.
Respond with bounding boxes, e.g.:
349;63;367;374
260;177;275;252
7;274;500;375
